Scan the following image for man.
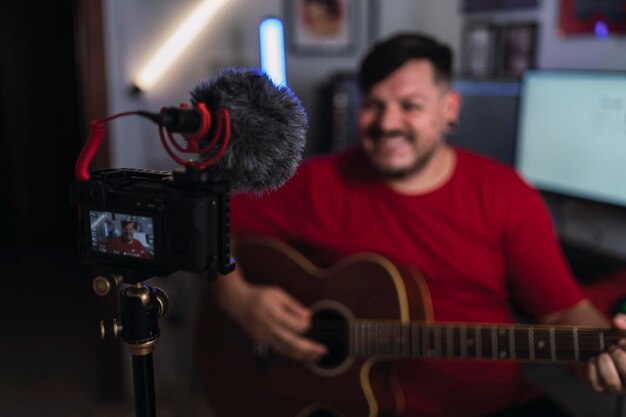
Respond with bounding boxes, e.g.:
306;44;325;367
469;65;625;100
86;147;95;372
105;219;151;259
213;33;626;416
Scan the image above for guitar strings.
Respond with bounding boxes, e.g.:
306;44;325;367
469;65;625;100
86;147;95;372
307;320;626;357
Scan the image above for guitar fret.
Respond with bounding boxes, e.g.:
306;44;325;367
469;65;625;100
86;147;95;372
555;328;576;361
599;330;605;352
373;321;377;355
495;326;509;359
573;327;579;361
411;323;419;357
393;323;399;355
416;323;421;357
461;324;467;359
394;323;400;355
467;325;477;358
422;324;429;357
395;324;400;356
549;327;556;361
533;327;552;361
446;325;453;358
371;321;376;355
403;324;409;356
403;325;413;357
434;325;441;358
360;321;364;356
509;325;516;360
475;325;482;359
491;327;497;360
357;321;361;355
528;326;535;361
480;327;493;359
381;322;386;355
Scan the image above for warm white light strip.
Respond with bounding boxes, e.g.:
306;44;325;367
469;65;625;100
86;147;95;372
134;0;230;91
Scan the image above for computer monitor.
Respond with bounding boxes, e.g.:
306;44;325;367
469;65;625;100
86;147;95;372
515;70;626;207
449;80;520;166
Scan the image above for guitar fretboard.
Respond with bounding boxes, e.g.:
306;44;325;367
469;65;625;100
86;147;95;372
343;321;625;363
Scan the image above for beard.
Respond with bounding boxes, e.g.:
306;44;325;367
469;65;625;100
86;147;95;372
364;127;440;180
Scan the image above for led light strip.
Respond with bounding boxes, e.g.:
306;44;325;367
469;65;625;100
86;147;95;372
134;0;230;92
259;17;287;87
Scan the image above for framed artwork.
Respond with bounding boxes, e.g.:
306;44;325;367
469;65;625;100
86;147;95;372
463;0;539;13
559;0;626;36
500;22;537;78
462;22;499;78
462;21;538;79
284;0;357;54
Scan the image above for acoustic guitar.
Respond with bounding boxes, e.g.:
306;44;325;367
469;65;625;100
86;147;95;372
195;236;624;417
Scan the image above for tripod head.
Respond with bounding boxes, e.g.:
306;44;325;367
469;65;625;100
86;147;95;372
96;274;169;354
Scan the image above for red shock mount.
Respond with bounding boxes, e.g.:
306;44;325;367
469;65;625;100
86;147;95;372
74;103;231;181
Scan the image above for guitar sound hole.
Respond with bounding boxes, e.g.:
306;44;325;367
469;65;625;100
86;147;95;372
308;308;349;370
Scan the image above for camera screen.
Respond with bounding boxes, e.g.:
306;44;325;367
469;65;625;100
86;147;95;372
89;210;155;260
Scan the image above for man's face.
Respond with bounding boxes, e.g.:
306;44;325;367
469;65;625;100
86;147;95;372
122;223;134;242
358;59;460;179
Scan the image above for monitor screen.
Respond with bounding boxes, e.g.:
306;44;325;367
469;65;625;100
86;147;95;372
90;210;155;260
450;80;520;166
515;70;626;207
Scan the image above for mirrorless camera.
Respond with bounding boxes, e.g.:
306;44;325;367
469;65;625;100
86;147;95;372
70;167;234;282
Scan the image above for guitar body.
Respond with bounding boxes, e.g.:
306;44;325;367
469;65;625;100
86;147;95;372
195;237;433;417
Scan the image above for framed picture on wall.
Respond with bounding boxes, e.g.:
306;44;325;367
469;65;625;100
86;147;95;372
558;0;626;36
284;0;358;54
462;0;539;13
499;22;537;78
462;22;499;78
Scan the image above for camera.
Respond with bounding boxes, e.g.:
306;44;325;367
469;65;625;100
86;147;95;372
70;167;235;282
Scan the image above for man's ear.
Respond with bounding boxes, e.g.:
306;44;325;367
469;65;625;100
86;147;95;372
444;89;462;127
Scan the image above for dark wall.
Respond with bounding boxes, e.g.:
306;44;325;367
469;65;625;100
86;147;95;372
0;1;83;258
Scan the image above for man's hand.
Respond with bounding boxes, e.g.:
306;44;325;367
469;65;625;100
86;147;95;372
214;270;327;362
586;313;626;393
236;284;328;362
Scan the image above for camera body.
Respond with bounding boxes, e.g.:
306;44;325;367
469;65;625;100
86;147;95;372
70;168;234;281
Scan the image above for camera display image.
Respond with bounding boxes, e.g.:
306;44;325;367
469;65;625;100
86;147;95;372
90;210;155;260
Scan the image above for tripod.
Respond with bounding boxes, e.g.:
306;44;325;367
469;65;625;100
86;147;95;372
95;274;169;417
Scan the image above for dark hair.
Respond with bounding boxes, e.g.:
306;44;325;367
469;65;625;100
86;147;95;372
121;220;134;228
358;32;453;93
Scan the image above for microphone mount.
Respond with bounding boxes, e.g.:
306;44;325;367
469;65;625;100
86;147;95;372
74;103;231;182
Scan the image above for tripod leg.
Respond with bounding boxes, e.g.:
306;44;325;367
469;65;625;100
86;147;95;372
132;353;157;417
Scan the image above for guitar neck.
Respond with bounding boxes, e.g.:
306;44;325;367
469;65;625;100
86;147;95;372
348;321;625;363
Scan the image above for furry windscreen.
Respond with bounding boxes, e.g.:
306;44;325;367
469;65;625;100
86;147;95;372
191;68;308;192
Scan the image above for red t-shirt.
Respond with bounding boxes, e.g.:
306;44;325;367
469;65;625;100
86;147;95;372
231;146;585;417
105;237;150;259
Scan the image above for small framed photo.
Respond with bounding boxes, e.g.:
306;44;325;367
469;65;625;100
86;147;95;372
462;22;499;78
284;0;357;55
499;22;537;78
559;0;626;36
462;0;539;13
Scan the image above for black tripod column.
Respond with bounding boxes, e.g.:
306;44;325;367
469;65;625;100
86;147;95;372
119;283;168;417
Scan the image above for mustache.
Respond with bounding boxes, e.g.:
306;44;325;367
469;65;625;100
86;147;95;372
365;126;415;141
